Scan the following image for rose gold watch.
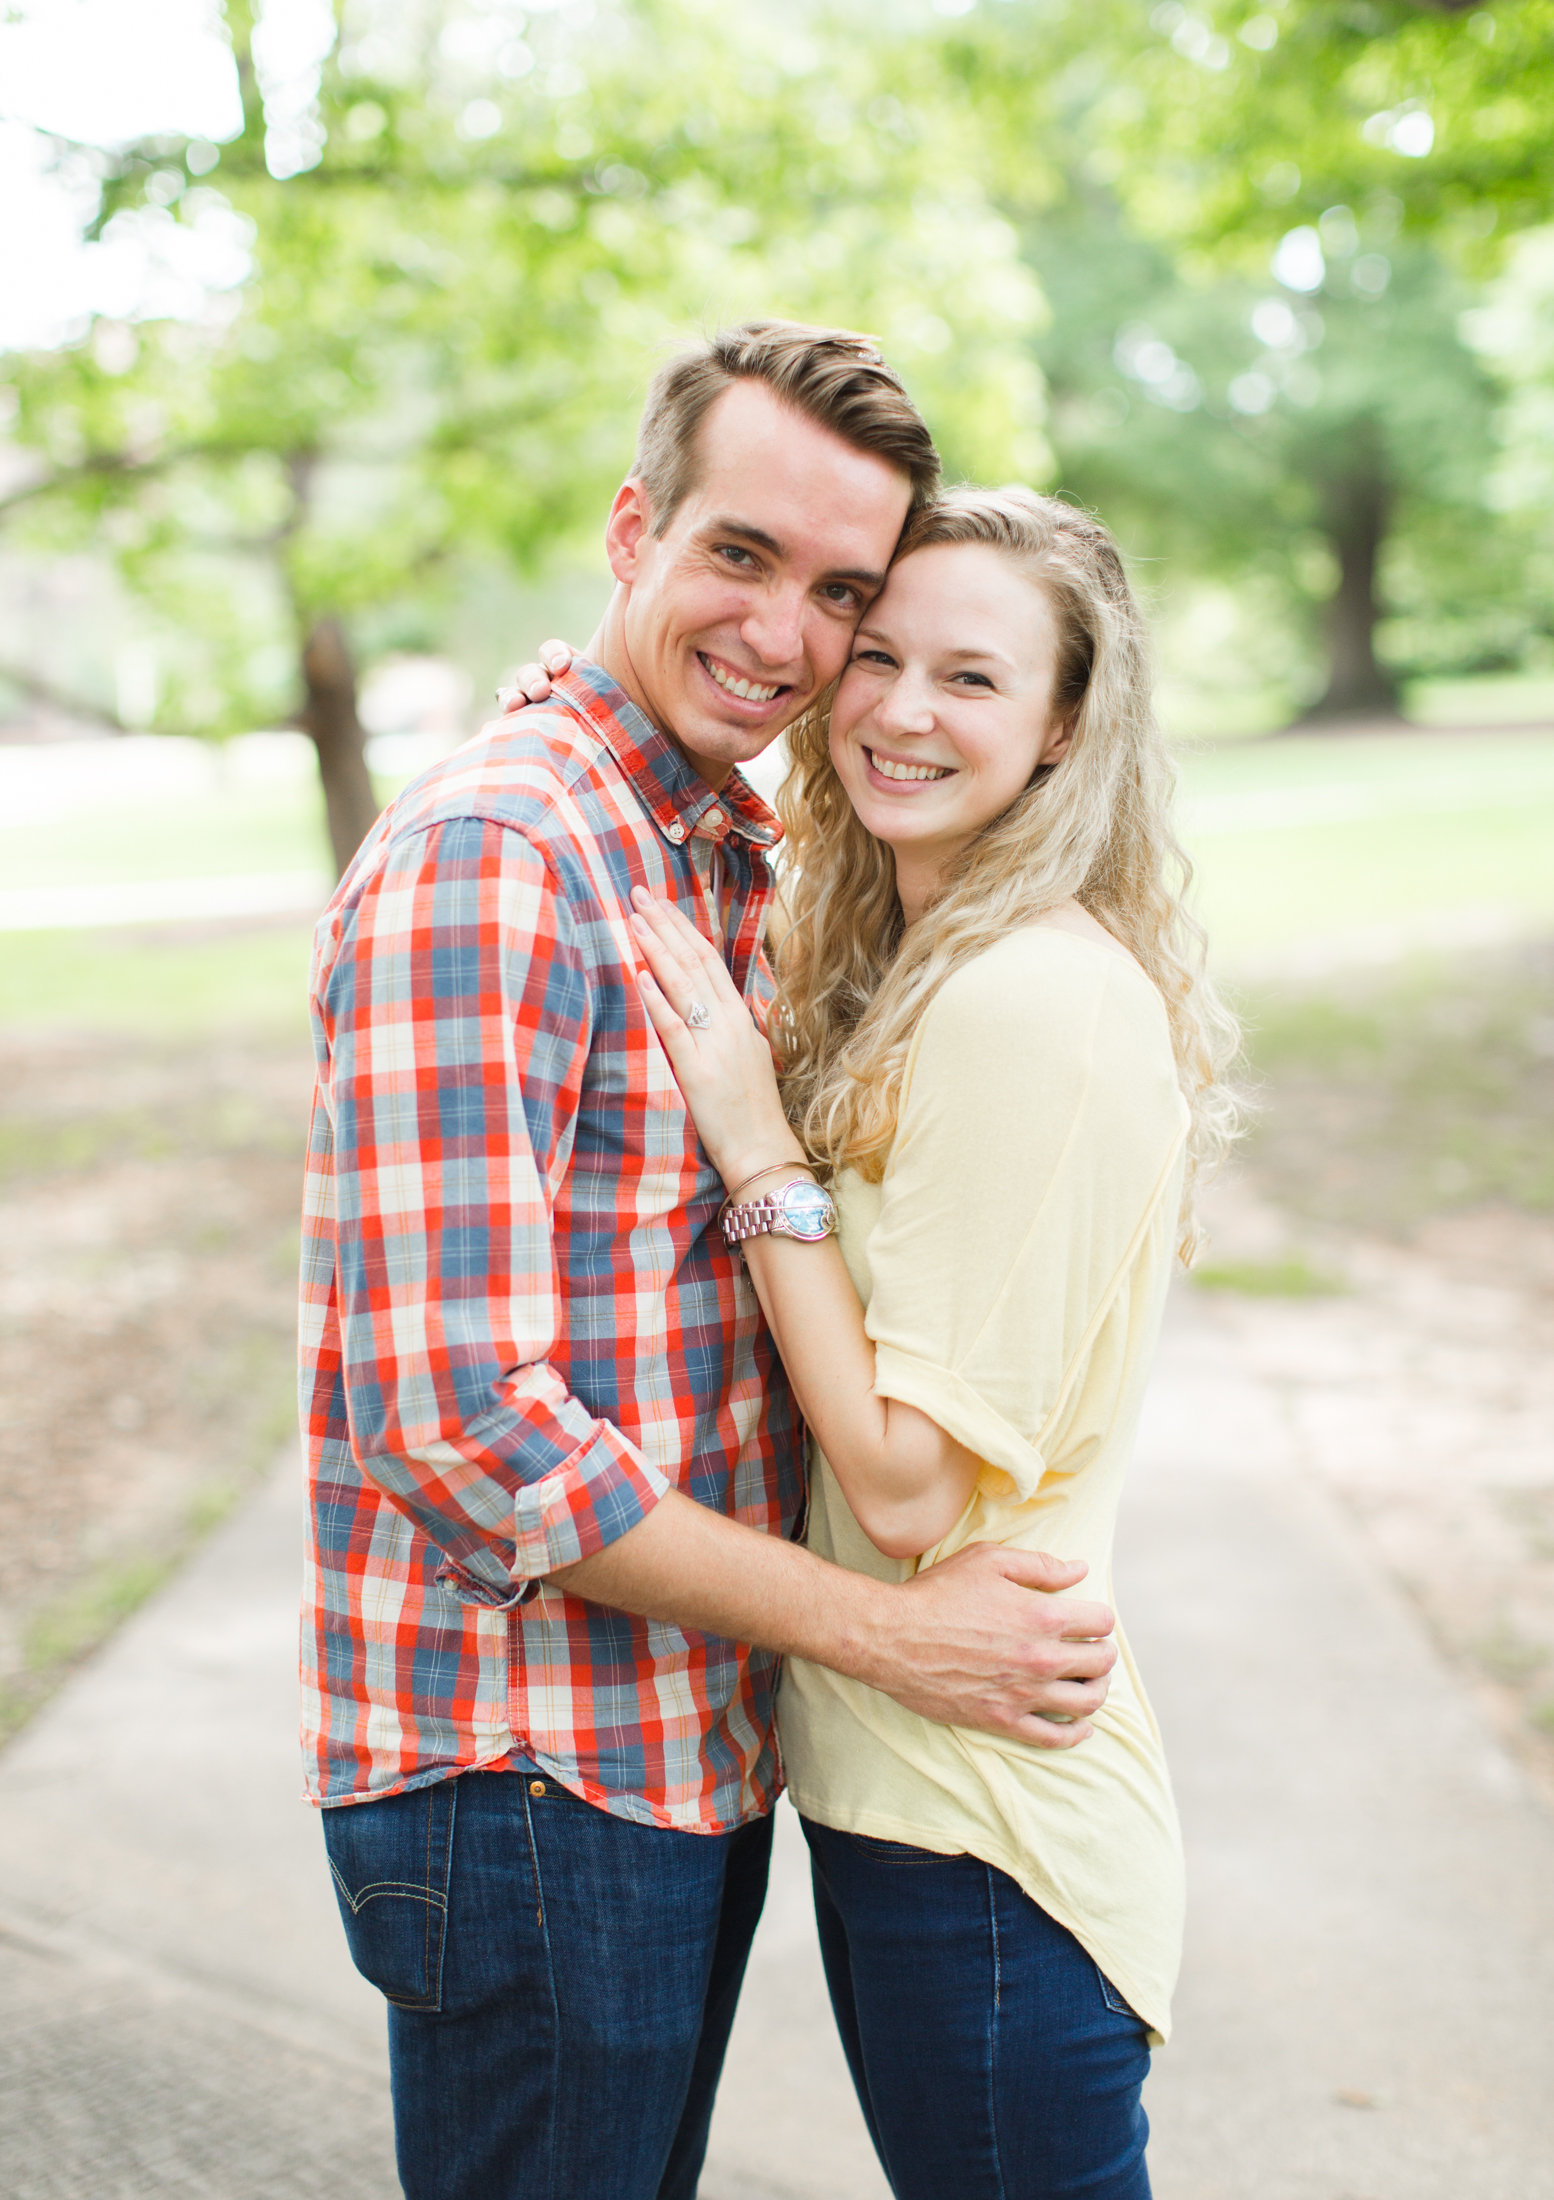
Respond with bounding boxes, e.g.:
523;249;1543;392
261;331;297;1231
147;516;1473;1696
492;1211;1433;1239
720;1178;837;1249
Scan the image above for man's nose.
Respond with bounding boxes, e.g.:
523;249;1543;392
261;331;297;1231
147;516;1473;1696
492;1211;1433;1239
740;587;808;669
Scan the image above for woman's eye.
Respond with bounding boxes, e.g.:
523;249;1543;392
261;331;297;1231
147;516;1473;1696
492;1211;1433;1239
851;649;895;668
951;671;994;689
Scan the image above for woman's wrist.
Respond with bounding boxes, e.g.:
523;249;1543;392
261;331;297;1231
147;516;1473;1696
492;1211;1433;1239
717;1146;812;1199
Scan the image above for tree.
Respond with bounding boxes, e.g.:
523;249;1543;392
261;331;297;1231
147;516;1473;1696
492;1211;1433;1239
1102;0;1554;264
912;0;1521;720
0;0;1049;870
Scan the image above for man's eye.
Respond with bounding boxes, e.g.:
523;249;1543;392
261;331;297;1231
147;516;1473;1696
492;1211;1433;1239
820;583;860;608
717;545;755;567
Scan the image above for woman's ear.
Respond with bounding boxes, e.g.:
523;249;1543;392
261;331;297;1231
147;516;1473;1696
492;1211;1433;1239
1039;713;1075;767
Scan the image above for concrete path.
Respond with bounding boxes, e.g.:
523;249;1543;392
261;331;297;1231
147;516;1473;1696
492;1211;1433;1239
2;1284;1552;2198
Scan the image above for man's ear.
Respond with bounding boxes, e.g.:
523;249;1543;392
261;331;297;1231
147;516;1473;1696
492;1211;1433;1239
604;478;654;585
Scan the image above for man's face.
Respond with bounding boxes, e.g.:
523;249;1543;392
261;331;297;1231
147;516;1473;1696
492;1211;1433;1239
606;379;916;785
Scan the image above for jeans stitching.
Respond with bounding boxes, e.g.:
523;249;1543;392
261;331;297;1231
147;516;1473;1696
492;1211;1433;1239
421;1783;435;2006
520;1777;561;2194
425;1780;456;2010
325;1864;448;1915
844;1833;952;1865
1097;1966;1137;2020
986;1867;1011;2200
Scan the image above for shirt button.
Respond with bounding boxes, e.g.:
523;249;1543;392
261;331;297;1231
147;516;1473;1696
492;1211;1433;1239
529;1779;546;1797
704;808;723;831
667;822;685;842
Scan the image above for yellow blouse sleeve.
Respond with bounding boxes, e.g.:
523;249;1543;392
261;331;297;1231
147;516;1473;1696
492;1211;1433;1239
862;930;1188;1500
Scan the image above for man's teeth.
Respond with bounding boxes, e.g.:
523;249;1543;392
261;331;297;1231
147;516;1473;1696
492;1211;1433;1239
868;750;952;783
705;657;780;703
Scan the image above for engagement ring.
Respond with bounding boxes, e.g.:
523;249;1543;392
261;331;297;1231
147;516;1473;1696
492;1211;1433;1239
685;1000;711;1030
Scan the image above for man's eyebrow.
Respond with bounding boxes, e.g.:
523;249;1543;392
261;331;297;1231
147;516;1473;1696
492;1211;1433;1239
704;515;784;555
704;515;886;592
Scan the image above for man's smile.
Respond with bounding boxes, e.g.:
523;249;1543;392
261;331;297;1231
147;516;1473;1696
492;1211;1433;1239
696;650;791;708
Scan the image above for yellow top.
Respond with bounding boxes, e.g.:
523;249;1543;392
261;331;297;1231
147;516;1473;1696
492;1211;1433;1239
779;924;1189;2041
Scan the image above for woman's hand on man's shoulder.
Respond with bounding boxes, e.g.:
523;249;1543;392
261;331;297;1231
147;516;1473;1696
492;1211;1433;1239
496;639;577;712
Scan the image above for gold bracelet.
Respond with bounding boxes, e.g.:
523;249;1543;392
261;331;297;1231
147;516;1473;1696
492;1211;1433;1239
721;1158;815;1208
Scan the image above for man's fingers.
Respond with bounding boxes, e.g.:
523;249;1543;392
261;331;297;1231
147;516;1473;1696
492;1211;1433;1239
1006;1713;1095;1752
1038;1639;1115;1682
994;1547;1089;1592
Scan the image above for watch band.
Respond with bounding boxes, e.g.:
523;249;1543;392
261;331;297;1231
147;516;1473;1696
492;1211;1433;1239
721;1178;837;1248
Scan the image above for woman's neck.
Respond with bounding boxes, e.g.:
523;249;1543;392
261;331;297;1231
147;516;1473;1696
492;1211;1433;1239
891;849;942;929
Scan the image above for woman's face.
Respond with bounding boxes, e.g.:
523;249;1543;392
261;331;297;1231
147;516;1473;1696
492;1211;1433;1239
829;542;1073;894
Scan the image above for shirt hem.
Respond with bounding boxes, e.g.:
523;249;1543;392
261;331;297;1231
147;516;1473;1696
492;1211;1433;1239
307;1746;782;1836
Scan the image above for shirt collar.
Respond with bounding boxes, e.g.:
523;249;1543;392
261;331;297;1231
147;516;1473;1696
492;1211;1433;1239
554;658;783;855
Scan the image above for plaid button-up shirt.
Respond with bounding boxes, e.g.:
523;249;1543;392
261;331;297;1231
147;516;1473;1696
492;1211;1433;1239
298;661;802;1830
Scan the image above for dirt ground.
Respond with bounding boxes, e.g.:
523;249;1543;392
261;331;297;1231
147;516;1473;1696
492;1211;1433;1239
0;1030;311;1736
1;936;1550;1794
1191;1173;1554;1797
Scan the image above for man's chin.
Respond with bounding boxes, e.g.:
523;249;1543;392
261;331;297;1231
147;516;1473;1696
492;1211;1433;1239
677;707;800;773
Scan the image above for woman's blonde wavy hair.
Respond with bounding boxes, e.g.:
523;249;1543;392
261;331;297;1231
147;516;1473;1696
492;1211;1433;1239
772;484;1242;1262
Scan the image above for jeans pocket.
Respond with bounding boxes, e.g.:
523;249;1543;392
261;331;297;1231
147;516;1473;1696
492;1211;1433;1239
1094;1962;1140;2021
846;1832;953;1866
320;1780;457;2012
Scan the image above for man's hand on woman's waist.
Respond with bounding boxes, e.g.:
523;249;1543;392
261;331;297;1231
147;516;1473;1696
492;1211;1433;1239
554;1490;1113;1749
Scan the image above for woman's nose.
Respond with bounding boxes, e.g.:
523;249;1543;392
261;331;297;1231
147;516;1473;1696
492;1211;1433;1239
875;674;936;734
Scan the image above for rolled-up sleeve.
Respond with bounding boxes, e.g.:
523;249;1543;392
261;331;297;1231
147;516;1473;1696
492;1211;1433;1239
315;814;670;1605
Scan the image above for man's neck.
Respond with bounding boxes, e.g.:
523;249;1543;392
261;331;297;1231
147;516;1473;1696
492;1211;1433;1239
588;593;731;792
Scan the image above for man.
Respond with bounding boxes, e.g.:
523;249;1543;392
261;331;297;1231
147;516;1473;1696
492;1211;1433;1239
300;321;1116;2200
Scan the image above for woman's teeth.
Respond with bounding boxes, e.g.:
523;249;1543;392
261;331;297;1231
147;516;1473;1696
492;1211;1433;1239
868;750;952;783
703;657;780;703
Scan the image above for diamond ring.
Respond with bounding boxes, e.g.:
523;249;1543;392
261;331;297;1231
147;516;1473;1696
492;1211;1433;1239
685;1000;712;1030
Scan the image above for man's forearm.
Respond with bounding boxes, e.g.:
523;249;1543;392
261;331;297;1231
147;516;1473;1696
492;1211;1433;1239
552;1488;1119;1749
553;1489;879;1676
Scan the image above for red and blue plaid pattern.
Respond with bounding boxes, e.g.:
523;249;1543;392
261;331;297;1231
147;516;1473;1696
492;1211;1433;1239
298;662;801;1830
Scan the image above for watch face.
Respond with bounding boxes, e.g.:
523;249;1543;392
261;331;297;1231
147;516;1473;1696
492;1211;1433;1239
779;1181;836;1241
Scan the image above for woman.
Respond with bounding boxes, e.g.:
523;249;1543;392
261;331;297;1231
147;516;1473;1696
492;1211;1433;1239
519;486;1237;2198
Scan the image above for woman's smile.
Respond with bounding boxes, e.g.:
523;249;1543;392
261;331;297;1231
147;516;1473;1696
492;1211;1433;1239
863;746;957;786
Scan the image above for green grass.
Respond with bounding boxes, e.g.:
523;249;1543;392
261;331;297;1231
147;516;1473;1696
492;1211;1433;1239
1174;728;1554;966
1189;1256;1347;1297
22;1553;177;1677
0;921;315;1037
1404;674;1554;729
0;784;326;892
1237;943;1554;1231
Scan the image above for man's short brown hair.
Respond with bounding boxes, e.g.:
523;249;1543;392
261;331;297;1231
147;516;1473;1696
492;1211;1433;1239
633;319;940;535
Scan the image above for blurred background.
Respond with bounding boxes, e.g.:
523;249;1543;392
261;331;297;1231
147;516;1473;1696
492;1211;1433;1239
1;2;1552;2194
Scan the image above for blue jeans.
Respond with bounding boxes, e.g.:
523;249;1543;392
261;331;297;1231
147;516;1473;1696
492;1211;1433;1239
803;1819;1153;2200
321;1767;772;2200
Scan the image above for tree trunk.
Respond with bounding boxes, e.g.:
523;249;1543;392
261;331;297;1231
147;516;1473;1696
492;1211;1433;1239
297;618;381;877
1306;467;1400;724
